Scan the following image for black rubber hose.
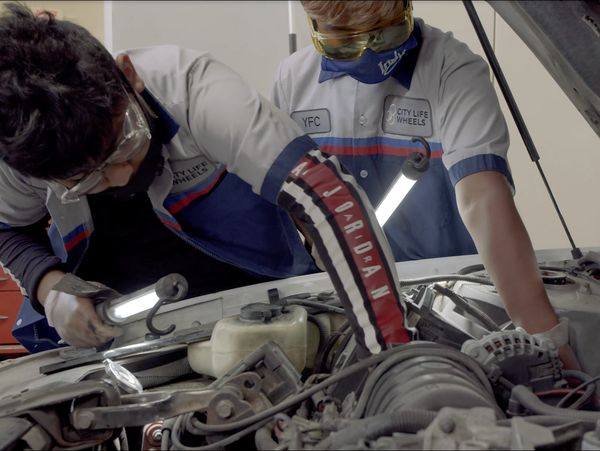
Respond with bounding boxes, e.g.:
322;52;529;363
307;314;329;363
170;413;271;450
510;385;600;427
314;321;350;373
432;284;500;332
285;299;345;314
398;274;493;287
497;415;595;431
316;410;437;450
458;263;574;275
557;371;598;409
458;264;485;275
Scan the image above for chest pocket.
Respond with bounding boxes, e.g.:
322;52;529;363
382;96;433;138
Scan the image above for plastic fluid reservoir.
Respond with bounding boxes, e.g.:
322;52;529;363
188;303;307;378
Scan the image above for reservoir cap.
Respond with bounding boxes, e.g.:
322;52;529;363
240;303;283;323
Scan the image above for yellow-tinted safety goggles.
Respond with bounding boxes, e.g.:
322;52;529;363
309;0;414;61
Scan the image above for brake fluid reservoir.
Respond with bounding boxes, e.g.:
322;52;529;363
188;303;307;378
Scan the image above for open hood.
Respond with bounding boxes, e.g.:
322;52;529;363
488;0;600;139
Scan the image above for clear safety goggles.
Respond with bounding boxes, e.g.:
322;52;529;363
308;0;414;61
50;93;151;203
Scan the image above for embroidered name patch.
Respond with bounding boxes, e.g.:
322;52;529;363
169;155;220;193
382;96;433;137
291;109;332;134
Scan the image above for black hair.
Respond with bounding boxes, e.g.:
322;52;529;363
0;2;127;179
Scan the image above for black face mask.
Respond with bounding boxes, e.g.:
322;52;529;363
96;100;165;201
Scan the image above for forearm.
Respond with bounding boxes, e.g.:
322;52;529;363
278;150;410;354
457;172;558;333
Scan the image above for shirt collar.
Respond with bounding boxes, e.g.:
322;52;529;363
318;20;423;89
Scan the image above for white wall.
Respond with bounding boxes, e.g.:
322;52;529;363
108;0;599;250
1;1;104;40
111;1;290;97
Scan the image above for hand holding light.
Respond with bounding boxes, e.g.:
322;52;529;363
45;291;122;347
97;273;188;335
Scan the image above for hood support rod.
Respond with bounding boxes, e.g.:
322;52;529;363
463;0;582;259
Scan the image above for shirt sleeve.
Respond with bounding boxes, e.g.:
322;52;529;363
187;55;308;195
437;39;513;189
277;149;412;354
0;219;64;314
0;162;61;313
0;162;49;227
271;61;290;112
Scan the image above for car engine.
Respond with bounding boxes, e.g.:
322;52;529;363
0;251;599;450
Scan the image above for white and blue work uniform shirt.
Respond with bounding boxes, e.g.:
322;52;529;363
273;18;513;261
1;46;413;354
0;46;319;282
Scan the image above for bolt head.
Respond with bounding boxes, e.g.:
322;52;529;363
216;400;234;419
438;416;456;434
76;411;95;429
151;429;162;440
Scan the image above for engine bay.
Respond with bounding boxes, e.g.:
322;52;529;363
0;250;599;450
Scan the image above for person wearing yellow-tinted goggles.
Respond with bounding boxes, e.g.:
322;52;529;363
272;0;581;371
301;0;417;85
308;0;414;61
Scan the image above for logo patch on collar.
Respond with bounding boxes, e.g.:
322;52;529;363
378;49;407;76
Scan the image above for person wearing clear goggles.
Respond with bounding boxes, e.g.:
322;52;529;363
49;92;152;204
0;3;414;356
272;1;580;369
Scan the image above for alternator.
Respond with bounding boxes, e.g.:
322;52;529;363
461;330;563;393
